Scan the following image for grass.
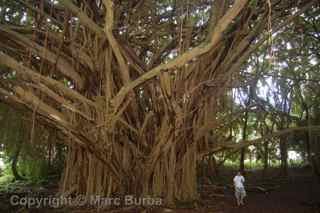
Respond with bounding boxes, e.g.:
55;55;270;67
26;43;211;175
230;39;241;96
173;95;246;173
0;174;13;185
223;159;304;170
0;161;52;193
198;159;305;186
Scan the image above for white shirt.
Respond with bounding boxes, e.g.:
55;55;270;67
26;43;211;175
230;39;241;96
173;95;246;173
233;175;245;188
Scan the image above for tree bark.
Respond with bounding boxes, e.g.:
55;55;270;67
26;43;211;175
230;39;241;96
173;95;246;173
279;136;288;176
305;107;320;182
142;143;198;205
207;155;219;177
11;138;25;181
263;140;269;177
61;142;198;206
61;145;117;197
240;108;249;173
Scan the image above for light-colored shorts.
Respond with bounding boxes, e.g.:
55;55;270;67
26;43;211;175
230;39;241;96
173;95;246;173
235;187;246;200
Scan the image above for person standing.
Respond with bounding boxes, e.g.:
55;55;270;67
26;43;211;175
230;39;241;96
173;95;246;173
233;171;246;206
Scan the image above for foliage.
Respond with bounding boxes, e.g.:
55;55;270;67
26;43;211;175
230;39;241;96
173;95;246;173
0;103;63;184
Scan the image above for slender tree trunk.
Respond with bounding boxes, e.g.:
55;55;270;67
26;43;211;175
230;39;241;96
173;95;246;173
240;149;245;173
11;140;25;181
48;140;52;170
240;109;249;173
207;155;219;177
279;96;290;177
305;108;320;182
304;131;320;180
263;140;269;177
240;84;254;173
279;137;288;176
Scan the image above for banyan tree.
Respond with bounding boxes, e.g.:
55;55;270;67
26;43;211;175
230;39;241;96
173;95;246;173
0;0;317;205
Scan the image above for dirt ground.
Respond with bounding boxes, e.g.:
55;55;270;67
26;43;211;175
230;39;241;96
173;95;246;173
206;177;320;213
1;169;320;213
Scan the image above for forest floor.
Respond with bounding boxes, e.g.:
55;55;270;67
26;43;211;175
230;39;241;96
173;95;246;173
200;174;320;213
1;168;320;213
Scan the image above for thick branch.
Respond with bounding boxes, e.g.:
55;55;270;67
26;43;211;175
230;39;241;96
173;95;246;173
112;0;248;109
103;0;130;83
30;83;93;121
59;0;105;38
13;86;69;125
0;52;98;109
202;125;320;157
0;26;84;88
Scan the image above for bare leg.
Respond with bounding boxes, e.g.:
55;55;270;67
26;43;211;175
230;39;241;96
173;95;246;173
237;198;240;206
240;192;245;205
235;190;241;206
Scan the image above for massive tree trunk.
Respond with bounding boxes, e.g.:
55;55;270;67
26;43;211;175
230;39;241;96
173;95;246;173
0;0;316;206
142;143;198;204
61;146;116;197
61;141;198;205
